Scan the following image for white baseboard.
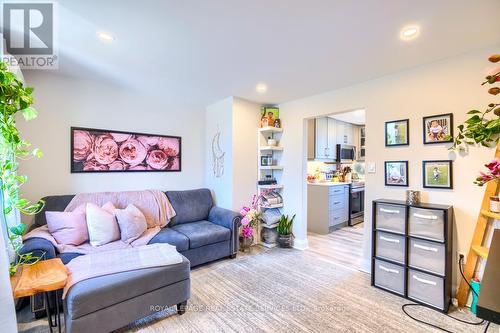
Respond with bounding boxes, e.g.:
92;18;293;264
293;238;309;250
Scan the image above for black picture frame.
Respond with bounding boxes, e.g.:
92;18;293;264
422;160;453;189
422;113;454;144
385;119;409;147
384;161;409;187
70;127;182;173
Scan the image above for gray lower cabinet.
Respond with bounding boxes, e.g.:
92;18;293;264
371;199;453;312
307;184;349;234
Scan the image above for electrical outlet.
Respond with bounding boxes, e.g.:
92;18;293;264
457;252;466;265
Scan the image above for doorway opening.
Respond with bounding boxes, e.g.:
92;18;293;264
304;108;366;270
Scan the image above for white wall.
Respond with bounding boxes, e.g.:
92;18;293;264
232;98;260;210
18;71;206;225
205;97;234;209
279;45;499;290
205;97;260;210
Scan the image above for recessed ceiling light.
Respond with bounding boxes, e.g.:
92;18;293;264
97;31;115;42
400;25;420;41
256;83;267;93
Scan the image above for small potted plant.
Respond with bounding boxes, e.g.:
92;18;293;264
277;214;295;248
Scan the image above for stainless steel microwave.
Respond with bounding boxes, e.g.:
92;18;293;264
336;144;356;163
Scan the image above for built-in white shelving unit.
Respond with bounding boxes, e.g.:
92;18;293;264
257;124;284;248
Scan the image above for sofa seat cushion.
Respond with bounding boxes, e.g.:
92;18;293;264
148;228;189;252
171;220;230;249
65;257;190;319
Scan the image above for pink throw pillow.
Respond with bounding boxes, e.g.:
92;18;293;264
46;211;88;245
115;204;148;243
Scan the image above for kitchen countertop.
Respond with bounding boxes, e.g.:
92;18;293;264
307;182;351;186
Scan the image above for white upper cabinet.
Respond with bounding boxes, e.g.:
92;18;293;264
335;120;354;145
315;118;336;160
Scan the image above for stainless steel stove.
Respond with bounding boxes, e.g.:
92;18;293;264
349;182;364;226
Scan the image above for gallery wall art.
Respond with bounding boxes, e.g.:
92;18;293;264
423;113;453;144
385;119;409;146
385;161;409;187
71;127;181;173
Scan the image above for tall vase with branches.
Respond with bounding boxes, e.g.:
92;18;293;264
0;61;45;275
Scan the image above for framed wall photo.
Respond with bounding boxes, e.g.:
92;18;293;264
385;161;409;187
385;119;409;146
422;160;453;189
71;127;181;173
423;113;453;144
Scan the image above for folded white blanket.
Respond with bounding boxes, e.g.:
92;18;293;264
63;243;183;298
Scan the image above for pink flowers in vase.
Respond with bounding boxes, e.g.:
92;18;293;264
239;191;270;239
475;159;500;186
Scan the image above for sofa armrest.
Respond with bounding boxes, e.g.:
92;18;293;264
208;207;241;255
19;237;56;261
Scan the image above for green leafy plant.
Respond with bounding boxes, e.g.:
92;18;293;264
0;61;45;275
277;214;295;235
448;54;500;150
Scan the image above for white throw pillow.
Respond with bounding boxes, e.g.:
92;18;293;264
86;202;120;246
115;204;148;244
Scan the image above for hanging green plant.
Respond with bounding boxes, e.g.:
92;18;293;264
0;61;45;275
448;55;500;150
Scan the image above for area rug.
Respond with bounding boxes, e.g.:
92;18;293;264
119;248;491;333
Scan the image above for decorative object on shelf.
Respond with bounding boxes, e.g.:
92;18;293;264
260;106;279;128
211;127;225;178
384;161;409;187
448;55;499;150
71;127;181;172
0;61;45;275
474;159;500;186
490;196;500;213
260;155;272;166
406;190;421;205
261;191;283;207
262;227;278;244
267;137;277;146
258;176;277;185
385;119;409;146
274;118;281;128
277;214;295;248
423;113;453;144
422;160;453;189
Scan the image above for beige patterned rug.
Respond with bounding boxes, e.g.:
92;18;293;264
117;248;491;333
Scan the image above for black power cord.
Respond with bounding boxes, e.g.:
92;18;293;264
400;255;490;332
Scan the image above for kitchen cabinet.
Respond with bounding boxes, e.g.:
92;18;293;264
307;184;349;234
314;118;336;160
335;120;354;145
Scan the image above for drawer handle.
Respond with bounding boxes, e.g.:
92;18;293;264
412;275;437;286
334;201;341;204
413;213;438;220
380;236;400;244
379;265;399;274
413;243;438;252
380;208;400;214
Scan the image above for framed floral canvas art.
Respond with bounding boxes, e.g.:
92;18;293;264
71;127;181;173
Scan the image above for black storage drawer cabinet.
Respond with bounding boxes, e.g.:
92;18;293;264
371;199;453;312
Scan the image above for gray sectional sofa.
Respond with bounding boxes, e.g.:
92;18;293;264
21;188;241;333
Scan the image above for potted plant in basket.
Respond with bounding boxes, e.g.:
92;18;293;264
277;214;295;248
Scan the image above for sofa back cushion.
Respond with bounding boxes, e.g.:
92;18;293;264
166;189;213;225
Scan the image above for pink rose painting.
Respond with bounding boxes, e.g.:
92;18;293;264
71;127;181;172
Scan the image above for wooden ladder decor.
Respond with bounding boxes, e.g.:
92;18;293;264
456;141;500;307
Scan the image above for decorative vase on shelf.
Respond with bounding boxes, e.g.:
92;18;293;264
239;236;253;252
262;227;278;244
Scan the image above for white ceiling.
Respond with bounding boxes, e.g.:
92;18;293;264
329;109;366;125
34;0;500;107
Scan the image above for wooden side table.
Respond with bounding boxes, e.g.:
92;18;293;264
10;258;68;333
